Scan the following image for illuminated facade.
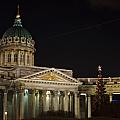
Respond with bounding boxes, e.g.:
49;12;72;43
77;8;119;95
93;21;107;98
0;5;120;120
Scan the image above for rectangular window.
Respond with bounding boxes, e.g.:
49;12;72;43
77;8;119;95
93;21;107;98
3;53;5;64
8;54;11;62
20;54;24;63
27;55;29;64
14;54;18;62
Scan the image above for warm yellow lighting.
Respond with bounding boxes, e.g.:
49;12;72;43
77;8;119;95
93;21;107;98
80;93;87;96
113;93;120;94
46;91;51;95
24;89;28;93
48;72;54;80
5;112;7;115
58;91;61;95
16;14;20;18
16;4;20;19
98;65;102;72
68;92;70;95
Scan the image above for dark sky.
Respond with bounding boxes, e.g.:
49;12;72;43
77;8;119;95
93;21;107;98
1;0;120;77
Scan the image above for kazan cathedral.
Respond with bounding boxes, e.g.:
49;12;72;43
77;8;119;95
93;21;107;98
0;5;120;120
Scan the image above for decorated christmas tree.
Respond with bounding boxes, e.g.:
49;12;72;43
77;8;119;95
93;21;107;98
96;66;106;111
92;65;107;115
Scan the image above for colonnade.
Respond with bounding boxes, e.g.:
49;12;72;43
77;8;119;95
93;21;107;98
0;50;34;67
2;89;93;120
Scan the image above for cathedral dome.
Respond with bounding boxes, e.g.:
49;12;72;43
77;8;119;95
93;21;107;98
2;24;32;39
0;5;35;67
2;5;32;40
0;5;35;49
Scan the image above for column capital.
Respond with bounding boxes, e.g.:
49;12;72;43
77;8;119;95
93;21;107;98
42;90;47;95
18;89;24;93
28;89;35;94
70;91;74;95
87;94;91;97
64;90;68;95
3;89;8;93
74;91;80;97
53;91;59;96
109;92;113;95
39;90;43;94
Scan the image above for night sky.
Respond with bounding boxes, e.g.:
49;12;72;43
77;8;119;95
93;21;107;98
1;0;120;77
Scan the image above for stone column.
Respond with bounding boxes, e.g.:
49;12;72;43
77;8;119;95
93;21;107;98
39;90;43;113
25;51;27;66
42;91;47;112
64;91;69;112
4;51;7;65
29;89;35;119
74;92;80;119
85;94;88;119
45;91;50;112
69;92;73;112
74;92;78;118
109;93;112;103
18;50;21;66
59;91;63;111
49;91;52;111
19;89;24;120
77;94;80;119
87;94;91;118
12;91;19;120
11;50;14;65
50;91;53;111
3;90;8;120
0;52;2;65
1;52;3;65
32;53;34;66
29;52;32;66
53;91;59;111
35;91;40;117
2;51;5;65
12;92;15;119
58;92;60;111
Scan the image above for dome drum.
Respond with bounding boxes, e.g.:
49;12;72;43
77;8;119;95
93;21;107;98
0;48;34;67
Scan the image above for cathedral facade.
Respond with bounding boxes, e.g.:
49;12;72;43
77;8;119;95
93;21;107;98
0;5;120;120
0;6;84;120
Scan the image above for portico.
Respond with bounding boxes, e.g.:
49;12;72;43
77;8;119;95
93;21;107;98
1;68;95;120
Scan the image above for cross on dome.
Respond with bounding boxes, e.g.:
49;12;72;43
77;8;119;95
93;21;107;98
16;4;20;19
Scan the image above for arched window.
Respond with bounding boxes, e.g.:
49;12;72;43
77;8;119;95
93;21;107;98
8;53;11;62
14;53;18;62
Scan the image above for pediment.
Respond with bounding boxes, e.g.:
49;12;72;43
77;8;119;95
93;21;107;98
21;68;79;83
